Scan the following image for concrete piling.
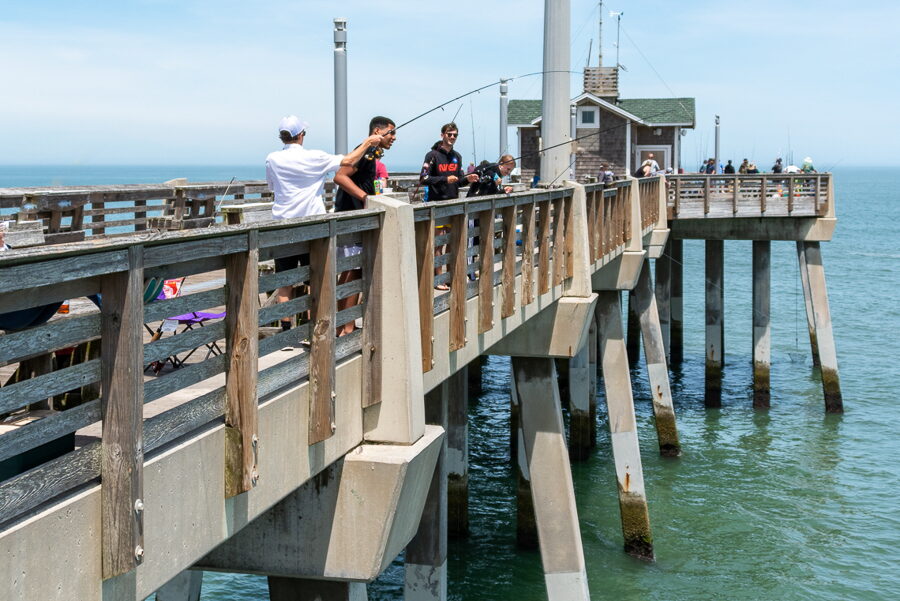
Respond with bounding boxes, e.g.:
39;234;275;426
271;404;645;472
705;240;725;407
447;367;469;537
588;317;598;448
654;240;672;362
595;291;654;560
268;578;367;601
633;261;681;456
752;241;771;409
512;356;591;601
797;242;843;413
626;290;641;365
797;241;821;367
509;363;538;549
405;383;449;601
670;239;684;365
567;343;593;461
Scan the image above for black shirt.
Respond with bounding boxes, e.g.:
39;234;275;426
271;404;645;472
334;146;378;212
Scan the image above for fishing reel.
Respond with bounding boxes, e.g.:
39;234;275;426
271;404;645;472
364;146;384;161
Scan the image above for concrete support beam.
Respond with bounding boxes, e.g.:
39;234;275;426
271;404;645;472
488;295;598;358
797;242;843;413
155;570;202;601
670;216;836;241
588;316;598;448
654;241;672;363
670;239;684;365
268;578;367;601
705;240;724;407
363;195;426;444
797;242;821;368
595;291;654;560
633;261;681;457
567;343;592;461
626;290;641;365
446;367;469;537
198;427;444;581
405;384;448;601
512;357;591;601
509;363;537;549
752;241;771;409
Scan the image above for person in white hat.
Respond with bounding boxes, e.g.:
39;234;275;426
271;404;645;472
266;115;382;335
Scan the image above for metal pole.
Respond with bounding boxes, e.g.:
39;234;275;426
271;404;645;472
540;0;571;185
333;18;348;155
499;78;509;157
570;104;577;180
714;115;720;174
598;1;604;67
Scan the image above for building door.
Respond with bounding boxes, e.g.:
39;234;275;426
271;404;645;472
635;145;671;172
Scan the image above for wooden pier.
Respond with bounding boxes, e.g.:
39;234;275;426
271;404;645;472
0;173;839;601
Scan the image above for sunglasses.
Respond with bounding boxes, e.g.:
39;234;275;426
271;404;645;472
445;132;458;138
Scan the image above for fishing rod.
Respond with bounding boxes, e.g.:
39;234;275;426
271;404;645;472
391;70;583;132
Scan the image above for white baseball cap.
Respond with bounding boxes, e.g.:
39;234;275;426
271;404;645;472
278;115;308;137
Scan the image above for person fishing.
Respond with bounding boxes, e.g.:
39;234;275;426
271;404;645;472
332;116;397;335
466;154;516;197
420;122;479;290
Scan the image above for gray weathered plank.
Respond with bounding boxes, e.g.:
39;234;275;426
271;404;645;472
308;234;336;445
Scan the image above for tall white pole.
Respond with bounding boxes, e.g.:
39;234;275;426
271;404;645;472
540;0;571;186
714;115;720;174
570;104;577;180
499;78;509;157
333;18;348;155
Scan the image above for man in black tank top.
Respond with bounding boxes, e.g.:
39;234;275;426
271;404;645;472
332;116;396;335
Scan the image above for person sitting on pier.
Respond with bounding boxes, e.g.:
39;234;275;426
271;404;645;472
266;115;384;335
801;157;817;173
738;158;750;174
333;116;397;336
646;153;660;173
634;160;653;178
724;160;735;174
772;157;784;173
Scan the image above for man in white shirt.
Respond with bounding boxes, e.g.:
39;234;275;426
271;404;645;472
265;115;382;333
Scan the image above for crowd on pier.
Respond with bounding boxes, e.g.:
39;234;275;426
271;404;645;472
698;156;817;175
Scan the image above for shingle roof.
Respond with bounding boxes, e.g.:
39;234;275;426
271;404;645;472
508;100;542;126
507;97;695;127
616;98;695;126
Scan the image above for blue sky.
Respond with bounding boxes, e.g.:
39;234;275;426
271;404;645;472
1;0;895;170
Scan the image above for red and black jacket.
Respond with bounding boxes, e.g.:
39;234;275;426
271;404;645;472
421;142;465;201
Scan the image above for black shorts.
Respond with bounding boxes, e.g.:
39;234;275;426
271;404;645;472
274;252;310;273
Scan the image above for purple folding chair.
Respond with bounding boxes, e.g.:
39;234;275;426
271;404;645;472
168;310;227;368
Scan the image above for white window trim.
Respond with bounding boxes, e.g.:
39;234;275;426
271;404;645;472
577;106;600;129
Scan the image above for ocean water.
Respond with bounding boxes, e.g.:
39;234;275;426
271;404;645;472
3;166;896;600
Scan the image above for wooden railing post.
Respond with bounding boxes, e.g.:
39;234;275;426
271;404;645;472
448;209;468;351
308;224;337;445
100;245;145;579
478;204;495;333
521;201;536;306
224;230;260;498
500;204;517;318
537;200;551;294
564;195;575;279
703;176;711;215
414;210;435;372
551;197;565;287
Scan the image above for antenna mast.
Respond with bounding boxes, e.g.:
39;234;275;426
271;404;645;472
598;1;603;67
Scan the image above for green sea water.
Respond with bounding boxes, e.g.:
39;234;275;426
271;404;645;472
3;166;895;600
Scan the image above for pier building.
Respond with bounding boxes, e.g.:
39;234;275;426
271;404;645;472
0;169;840;600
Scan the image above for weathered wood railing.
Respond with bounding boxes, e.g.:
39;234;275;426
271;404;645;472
666;173;831;219
0;178;646;580
637;177;661;230
0;209;381;576
585;180;633;262
0;182;273;242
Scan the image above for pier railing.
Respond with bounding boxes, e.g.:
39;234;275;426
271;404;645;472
0;177;648;580
666;173;831;218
